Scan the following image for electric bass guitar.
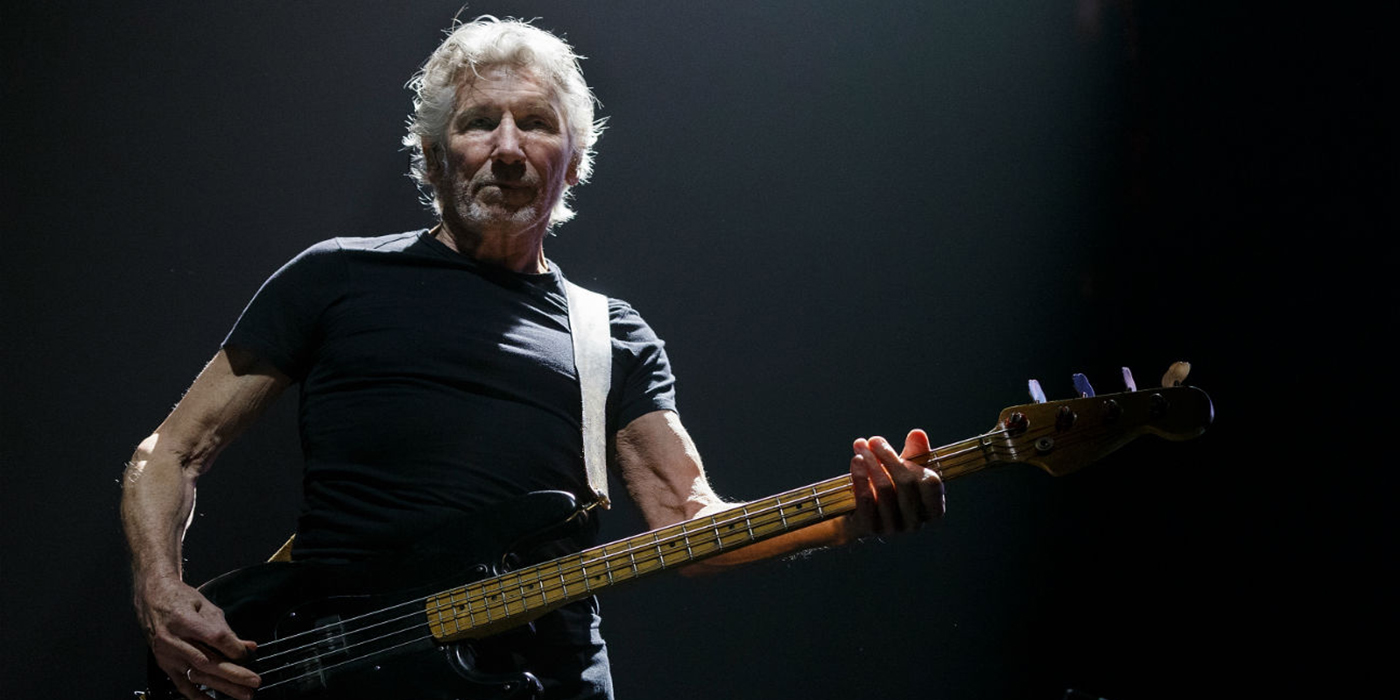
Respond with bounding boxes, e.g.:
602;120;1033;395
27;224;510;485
141;366;1213;699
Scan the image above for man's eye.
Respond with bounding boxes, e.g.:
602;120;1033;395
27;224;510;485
463;117;494;130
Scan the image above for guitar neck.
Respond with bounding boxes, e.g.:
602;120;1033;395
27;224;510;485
425;435;1002;642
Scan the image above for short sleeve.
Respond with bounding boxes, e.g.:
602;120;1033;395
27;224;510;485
222;239;345;381
608;300;678;432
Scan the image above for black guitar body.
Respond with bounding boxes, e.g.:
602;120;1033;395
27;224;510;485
145;491;590;700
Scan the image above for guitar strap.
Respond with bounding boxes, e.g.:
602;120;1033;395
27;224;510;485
564;279;612;510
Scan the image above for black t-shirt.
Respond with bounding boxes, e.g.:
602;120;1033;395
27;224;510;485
224;230;677;562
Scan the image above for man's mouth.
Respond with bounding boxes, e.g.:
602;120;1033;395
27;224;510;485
472;180;538;207
477;181;532;194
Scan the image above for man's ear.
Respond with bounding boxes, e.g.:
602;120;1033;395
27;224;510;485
566;152;581;187
422;137;444;182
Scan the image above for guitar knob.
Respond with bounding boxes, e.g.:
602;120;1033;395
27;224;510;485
1150;392;1170;418
1104;399;1123;424
1072;373;1095;398
1004;411;1030;436
1056;405;1077;431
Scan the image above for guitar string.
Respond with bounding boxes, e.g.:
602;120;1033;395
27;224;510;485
253;396;1173;689
259;428;1140;691
250;421;1021;659
250;478;864;675
245;424;1047;686
248;422;1032;676
255;448;1032;690
246;422;1033;676
412;420;1044;631
258;633;436;692
254;482;868;690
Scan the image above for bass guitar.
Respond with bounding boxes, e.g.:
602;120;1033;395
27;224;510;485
141;366;1213;699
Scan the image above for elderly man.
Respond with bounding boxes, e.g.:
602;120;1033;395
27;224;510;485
122;16;944;700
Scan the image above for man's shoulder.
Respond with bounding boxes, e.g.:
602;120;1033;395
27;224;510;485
325;230;427;254
284;230;425;260
278;230;431;272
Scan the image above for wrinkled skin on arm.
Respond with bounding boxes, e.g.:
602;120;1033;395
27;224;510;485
612;411;944;574
121;348;290;700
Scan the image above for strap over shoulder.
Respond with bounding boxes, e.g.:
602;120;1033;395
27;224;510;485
563;280;613;509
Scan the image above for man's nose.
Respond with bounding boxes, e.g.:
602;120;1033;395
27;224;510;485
491;117;526;164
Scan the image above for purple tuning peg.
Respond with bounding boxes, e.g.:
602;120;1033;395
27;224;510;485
1072;373;1095;398
1122;367;1138;392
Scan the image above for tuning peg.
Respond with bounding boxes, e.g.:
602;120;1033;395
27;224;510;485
1122;367;1138;392
1161;361;1191;387
1028;379;1047;404
1072;373;1095;398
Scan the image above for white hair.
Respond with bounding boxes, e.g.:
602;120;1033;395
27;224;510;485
403;16;604;227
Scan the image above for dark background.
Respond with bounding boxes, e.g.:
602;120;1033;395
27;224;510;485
2;1;1390;698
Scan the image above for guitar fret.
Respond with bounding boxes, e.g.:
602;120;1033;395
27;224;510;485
487;581;503;619
532;570;548;606
564;554;584;596
502;576;517;615
514;575;528;613
452;589;468;632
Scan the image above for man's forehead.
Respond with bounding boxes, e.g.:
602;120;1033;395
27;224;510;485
455;65;563;108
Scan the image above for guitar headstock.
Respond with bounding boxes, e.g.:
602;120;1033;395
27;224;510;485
994;365;1214;477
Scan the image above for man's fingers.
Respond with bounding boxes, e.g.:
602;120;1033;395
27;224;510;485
153;632;210;677
156;612;259;699
185;602;257;666
850;451;875;535
163;657;213;700
173;599;250;662
854;438;899;534
205;619;254;662
919;470;946;520
189;662;260;700
902;429;946;523
171;671;206;700
850;431;946;537
899;428;932;461
871;436;931;530
851;441;894;535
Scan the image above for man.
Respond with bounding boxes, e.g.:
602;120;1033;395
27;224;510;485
121;16;944;700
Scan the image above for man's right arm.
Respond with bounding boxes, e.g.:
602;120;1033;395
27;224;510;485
121;347;290;700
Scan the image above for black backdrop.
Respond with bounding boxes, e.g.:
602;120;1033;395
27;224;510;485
2;2;1390;698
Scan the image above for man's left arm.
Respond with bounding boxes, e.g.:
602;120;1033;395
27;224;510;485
613;410;945;574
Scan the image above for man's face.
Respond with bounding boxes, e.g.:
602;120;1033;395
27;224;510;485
431;65;578;236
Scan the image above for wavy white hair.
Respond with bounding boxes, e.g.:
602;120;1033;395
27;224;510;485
403;16;604;227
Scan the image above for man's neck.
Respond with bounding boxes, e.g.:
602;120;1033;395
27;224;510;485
432;220;549;274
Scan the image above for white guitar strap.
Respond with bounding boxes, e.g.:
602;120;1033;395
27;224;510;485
564;279;612;509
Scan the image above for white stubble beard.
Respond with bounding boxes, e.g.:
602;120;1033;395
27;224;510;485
447;170;551;235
